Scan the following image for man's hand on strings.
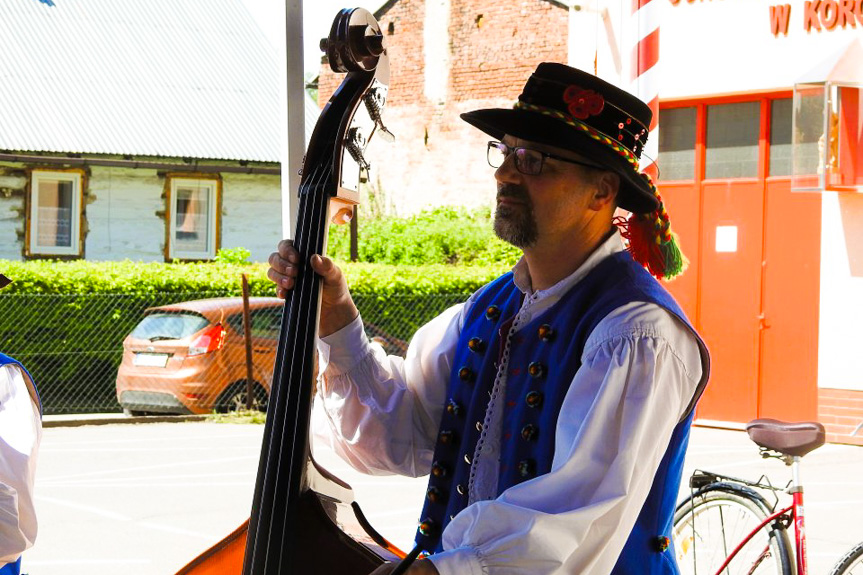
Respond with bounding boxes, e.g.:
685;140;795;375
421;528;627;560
267;239;359;336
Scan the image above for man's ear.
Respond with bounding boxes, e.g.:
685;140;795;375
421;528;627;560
590;172;619;211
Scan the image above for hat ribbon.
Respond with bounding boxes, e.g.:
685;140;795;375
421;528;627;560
514;101;639;169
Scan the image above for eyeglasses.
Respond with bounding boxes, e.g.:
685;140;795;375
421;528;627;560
486;140;604;176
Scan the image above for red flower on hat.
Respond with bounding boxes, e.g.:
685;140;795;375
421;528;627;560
563;85;604;120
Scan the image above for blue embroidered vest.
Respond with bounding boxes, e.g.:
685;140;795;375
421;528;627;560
415;252;710;573
0;353;42;575
0;558;21;575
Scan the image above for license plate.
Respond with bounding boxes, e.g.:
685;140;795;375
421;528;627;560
133;353;169;367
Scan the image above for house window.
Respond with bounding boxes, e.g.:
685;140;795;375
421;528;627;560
28;170;82;256
658;107;697;180
168;177;219;260
705;101;760;179
770;97;821;177
769;98;794;177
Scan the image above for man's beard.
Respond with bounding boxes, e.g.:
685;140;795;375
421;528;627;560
493;184;538;248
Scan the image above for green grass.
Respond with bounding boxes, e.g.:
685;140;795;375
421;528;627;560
207;410;267;424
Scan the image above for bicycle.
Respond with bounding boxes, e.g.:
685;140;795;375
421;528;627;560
672;418;863;575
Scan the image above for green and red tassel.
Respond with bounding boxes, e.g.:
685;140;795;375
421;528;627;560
616;175;688;281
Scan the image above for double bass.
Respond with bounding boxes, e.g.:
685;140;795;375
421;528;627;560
177;8;420;575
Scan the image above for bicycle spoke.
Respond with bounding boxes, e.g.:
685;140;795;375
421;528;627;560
673;488;791;575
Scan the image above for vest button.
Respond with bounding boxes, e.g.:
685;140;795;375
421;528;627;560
418;518;436;537
521;424;539;441
526;390;543;408
537;324;555;342
446;399;462;417
467;337;486;353
653;536;671;552
426;486;443;503
431;461;448;477
485;305;501;321
517;459;535;477
458;366;475;382
464;453;472;465
528;362;546;379
456;484;465;495
475;421;483;432
439;430;455;445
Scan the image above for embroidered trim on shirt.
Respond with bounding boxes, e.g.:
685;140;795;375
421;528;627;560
467;292;539;503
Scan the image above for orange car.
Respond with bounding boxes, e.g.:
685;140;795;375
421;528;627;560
116;297;409;416
116;297;282;415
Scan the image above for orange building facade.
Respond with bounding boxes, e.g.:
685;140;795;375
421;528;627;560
655;2;862;444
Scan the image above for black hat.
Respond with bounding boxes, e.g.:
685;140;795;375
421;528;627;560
461;62;658;214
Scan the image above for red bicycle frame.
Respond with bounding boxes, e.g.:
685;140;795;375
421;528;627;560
710;457;807;575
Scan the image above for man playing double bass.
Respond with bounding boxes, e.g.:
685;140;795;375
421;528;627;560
268;63;709;574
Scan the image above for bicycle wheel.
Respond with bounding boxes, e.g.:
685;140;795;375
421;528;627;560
672;483;793;575
830;541;863;575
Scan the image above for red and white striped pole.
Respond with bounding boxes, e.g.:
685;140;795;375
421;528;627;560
622;0;688;281
630;0;661;181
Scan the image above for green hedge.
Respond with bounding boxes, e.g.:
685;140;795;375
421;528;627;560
1;259;509;296
0;259;511;413
327;206;522;266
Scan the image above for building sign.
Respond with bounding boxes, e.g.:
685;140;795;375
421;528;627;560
669;0;862;36
772;1;863;35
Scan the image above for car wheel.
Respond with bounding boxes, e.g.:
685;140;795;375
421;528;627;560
216;381;268;413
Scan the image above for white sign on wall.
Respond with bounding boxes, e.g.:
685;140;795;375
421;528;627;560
716;225;739;253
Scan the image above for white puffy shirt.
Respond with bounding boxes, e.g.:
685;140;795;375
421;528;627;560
0;363;41;566
317;231;703;575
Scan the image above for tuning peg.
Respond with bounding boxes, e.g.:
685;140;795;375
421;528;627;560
365;34;385;57
376;125;395;144
364;86;395;144
346;127;371;172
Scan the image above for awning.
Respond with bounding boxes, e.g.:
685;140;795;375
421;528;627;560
796;38;863;86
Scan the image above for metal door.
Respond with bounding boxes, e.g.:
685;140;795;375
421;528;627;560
697;179;764;422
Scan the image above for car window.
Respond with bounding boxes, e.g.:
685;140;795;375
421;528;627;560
227;307;282;340
132;313;210;341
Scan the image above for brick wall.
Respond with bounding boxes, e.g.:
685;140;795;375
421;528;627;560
317;0;568;215
449;0;568;102
818;388;863;446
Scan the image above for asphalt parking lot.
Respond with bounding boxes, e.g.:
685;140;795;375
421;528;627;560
23;419;863;575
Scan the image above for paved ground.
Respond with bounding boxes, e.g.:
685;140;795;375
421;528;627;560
22;419;863;574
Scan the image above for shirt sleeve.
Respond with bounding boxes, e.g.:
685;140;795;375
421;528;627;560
315;299;470;478
0;363;42;565
428;303;704;575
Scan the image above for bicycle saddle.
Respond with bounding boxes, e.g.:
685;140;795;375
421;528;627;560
745;418;826;457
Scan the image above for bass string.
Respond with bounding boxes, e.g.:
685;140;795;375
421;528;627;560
253;74;380;575
270;87;377;574
270;153;333;572
244;14;388;572
248;155;330;575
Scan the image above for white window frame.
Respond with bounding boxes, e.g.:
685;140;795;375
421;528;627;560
28;170;83;257
167;177;219;260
